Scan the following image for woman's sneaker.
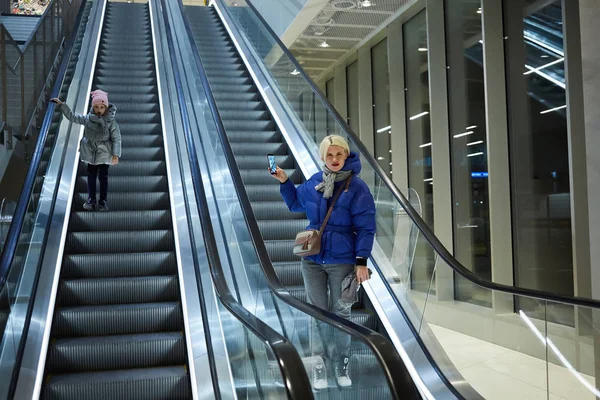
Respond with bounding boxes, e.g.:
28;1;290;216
335;355;351;387
312;358;328;390
83;198;96;211
98;200;109;212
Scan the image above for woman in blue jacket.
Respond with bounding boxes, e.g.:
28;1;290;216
271;135;375;390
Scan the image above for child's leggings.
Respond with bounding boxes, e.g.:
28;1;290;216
87;164;110;202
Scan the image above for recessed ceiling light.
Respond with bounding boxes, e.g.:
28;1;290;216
290;69;300;76
362;0;372;7
319;41;330;48
418;47;428;52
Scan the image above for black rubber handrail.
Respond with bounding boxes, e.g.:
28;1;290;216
160;1;313;398
222;0;600;310
0;0;86;293
178;2;421;399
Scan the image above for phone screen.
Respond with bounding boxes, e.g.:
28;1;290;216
267;154;276;174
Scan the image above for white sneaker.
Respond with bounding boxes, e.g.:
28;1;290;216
335;356;352;387
313;359;328;390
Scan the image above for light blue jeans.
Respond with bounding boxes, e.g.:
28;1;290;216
301;259;354;360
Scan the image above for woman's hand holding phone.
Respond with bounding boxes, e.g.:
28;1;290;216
269;166;288;183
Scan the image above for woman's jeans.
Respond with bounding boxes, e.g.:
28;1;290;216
87;164;110;202
301;259;354;361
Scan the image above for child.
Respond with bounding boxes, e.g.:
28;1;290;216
51;90;121;211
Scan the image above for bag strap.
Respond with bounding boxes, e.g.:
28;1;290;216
318;176;352;235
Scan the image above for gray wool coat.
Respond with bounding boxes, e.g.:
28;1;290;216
57;103;122;165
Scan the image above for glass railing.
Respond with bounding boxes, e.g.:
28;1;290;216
170;1;418;398
206;0;600;398
0;1;91;397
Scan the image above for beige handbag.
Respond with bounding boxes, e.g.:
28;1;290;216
293;177;352;257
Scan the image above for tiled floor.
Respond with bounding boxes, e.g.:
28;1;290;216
429;324;598;400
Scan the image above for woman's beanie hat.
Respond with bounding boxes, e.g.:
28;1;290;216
91;89;108;107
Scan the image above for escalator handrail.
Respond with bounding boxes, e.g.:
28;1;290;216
226;0;600;310
160;2;313;398
0;0;85;292
179;2;421;399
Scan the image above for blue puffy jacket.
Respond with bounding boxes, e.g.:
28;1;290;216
280;152;376;265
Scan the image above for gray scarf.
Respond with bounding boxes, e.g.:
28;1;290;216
315;167;352;199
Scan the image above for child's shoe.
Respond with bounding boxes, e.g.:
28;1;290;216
83;198;96;211
98;200;109;212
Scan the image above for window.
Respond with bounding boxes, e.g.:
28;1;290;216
346;61;359;133
371;39;391;177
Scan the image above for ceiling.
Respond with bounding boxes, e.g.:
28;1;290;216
286;0;415;79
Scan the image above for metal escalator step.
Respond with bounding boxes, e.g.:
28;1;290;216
202;61;245;71
117;122;161;134
78;161;166;176
115;147;165;161
108;93;158;104
121;134;163;147
214;100;265;111
203;69;248;79
231;141;286;155
69;210;172;231
58;276;179;306
76;176;168;193
43;366;191;400
223;131;281;144
351;310;377;330
109;112;161;124
218;109;271;121
115;103;160;113
62;252;177;278
96;61;153;71
66;230;174;254
256;219;308;240
74;192;169;211
207;76;252;86
96;68;154;78
244;184;288;201
251;201;306;220
47;332;186;372
240;169;300;185
263;240;296;263
98;84;156;95
272;262;304;286
212;91;259;102
53;302;183;337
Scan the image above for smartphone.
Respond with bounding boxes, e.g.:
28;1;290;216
267;154;277;174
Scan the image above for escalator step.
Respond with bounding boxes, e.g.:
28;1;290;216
76;176;168;192
77;161;166;176
251;201;307;220
256;219;308;240
120;134;163;147
240;169;300;185
272;261;304;286
46;332;186;372
73;192;170;211
66;230;174;254
244;183;293;201
43;366;191;400
226;131;281;143
69;210;172;232
58;276;179;306
53;302;183;337
108;112;161;124
62;252;177;279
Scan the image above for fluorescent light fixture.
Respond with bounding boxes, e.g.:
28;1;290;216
377;156;384;160
377;125;391;133
479;40;483;44
467;152;484;157
477;8;481;14
423;178;433;182
541;54;549;58
540;104;567;114
467;140;484;146
389;163;392;166
409;111;429;120
290;69;300;76
466;125;477;130
419;142;432;148
418;47;428;52
524;57;564;75
454;131;473;138
319;41;330;48
361;0;372;7
519;311;600;398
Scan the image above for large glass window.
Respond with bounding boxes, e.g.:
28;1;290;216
404;10;435;293
445;0;491;307
504;0;573;325
371;38;391;177
346;61;359;133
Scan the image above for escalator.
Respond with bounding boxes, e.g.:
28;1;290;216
41;3;191;398
180;1;600;399
185;6;391;398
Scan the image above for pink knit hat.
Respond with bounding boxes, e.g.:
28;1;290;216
91;90;108;107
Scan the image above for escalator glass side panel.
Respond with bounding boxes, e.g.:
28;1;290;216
180;5;418;399
0;2;93;397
